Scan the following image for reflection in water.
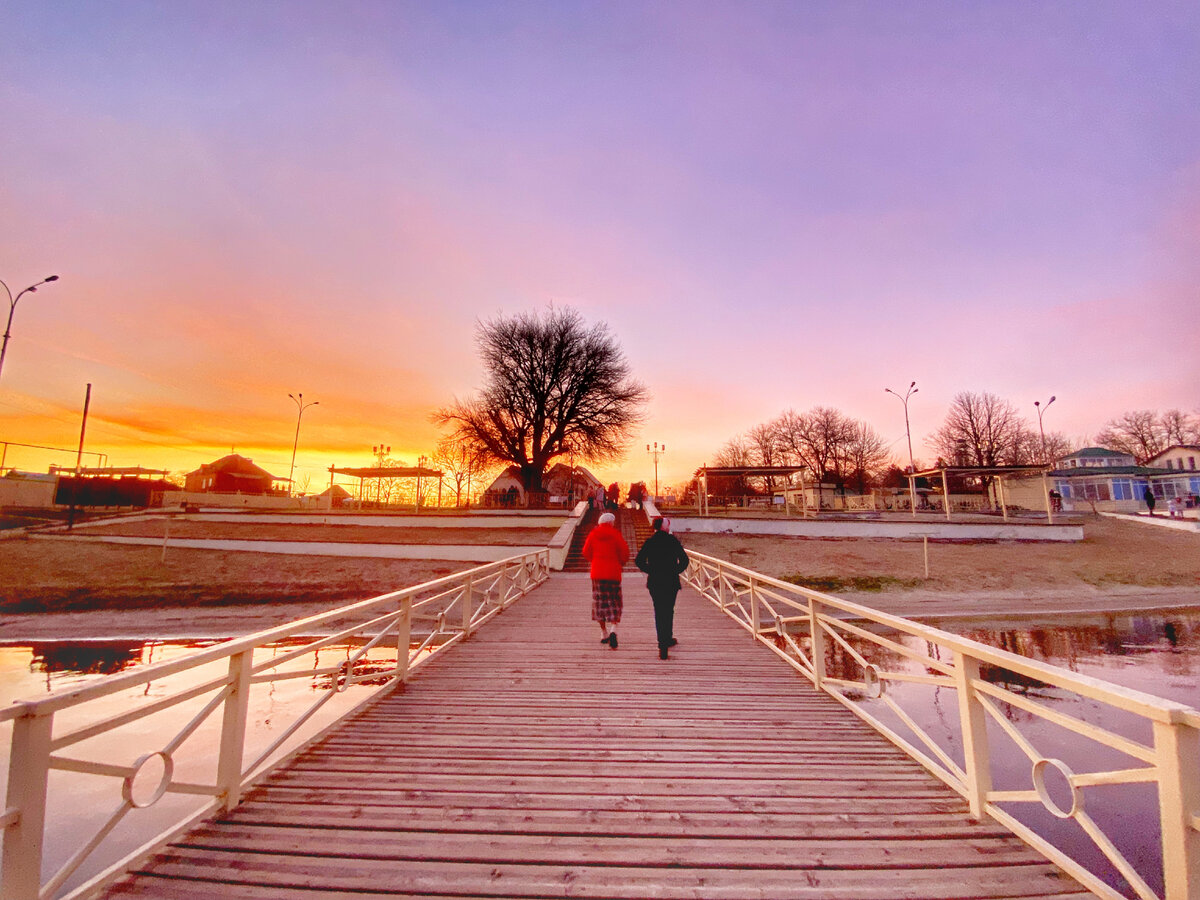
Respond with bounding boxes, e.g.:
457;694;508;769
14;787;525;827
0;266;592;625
29;641;146;676
799;609;1200;899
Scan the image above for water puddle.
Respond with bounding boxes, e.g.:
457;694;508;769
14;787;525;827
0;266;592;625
818;610;1200;898
0;635;406;894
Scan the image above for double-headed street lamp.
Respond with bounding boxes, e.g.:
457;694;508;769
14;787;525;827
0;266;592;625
884;381;918;472
1034;396;1056;465
287;393;318;496
0;275;59;382
647;442;665;501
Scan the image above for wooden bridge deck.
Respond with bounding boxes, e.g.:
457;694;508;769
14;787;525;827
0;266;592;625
105;573;1093;899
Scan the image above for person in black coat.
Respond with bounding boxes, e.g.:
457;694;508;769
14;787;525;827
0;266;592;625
635;517;690;660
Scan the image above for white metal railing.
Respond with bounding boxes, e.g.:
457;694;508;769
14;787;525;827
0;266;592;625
684;551;1200;900
0;549;550;900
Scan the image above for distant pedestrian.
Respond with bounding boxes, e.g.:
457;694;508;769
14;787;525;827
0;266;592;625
635;517;690;660
582;511;629;649
1168;497;1182;519
606;482;620;511
1144;487;1157;516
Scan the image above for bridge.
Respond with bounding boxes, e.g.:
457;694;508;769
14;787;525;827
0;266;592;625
3;549;1198;900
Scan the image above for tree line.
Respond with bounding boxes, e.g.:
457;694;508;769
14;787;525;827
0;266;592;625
702;392;1200;500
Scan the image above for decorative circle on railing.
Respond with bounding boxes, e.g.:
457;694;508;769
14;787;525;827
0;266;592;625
862;664;884;698
122;751;174;809
1032;757;1081;819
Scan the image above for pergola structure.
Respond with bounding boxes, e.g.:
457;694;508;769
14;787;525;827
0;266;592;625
327;465;444;510
695;465;809;516
909;464;1055;523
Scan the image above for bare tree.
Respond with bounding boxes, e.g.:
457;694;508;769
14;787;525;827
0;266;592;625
772;407;853;504
709;437;756;498
838;421;890;494
1161;409;1200;447
933;392;1028;467
434;308;648;494
433;434;495;507
1094;410;1193;462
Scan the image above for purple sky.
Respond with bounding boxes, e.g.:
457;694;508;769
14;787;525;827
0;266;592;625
2;1;1198;489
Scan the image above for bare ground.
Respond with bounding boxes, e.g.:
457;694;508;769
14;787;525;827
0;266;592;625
682;515;1200;620
0;514;1197;641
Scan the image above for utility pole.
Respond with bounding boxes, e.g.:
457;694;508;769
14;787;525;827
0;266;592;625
67;383;91;530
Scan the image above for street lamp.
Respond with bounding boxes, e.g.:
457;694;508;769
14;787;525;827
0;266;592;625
0;274;59;382
417;454;428;509
372;444;390;506
647;442;665;501
1034;396;1056;465
884;381;918;472
287;393;318;496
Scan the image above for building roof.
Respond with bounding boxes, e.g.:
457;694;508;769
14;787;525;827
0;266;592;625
186;454;284;481
328;465;442;479
1049;465;1166;477
1064;447;1127;459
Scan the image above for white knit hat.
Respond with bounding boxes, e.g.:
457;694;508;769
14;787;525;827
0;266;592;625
598;512;616;525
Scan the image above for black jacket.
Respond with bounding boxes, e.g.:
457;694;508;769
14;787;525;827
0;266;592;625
635;530;690;592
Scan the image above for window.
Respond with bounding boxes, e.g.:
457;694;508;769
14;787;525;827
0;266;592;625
1111;479;1133;500
1190;456;1196;470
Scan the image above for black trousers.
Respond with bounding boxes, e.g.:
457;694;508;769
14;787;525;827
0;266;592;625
650;587;679;650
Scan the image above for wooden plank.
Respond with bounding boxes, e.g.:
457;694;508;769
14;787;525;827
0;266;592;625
131;850;1088;899
100;574;1094;899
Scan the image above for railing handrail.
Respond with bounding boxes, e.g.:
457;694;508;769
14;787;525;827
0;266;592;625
1;548;551;900
0;550;547;722
685;550;1197;725
684;549;1200;900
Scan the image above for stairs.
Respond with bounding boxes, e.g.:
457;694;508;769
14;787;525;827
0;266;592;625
562;506;651;572
562;508;598;572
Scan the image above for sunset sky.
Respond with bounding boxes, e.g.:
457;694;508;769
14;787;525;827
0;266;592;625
2;2;1198;493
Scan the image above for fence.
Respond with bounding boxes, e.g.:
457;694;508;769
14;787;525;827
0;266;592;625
684;551;1200;900
0;549;550;900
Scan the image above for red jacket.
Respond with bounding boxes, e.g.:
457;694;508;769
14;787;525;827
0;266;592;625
582;522;629;581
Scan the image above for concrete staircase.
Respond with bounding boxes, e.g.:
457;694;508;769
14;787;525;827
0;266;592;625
562;506;651;572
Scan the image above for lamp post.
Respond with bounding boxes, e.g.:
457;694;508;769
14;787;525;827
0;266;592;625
372;444;390;506
0;275;59;382
1034;396;1056;465
885;382;918;517
287;393;318;496
416;454;428;510
647;442;665;501
884;382;918;472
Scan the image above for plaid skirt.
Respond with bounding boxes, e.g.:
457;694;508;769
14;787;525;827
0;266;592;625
591;579;623;624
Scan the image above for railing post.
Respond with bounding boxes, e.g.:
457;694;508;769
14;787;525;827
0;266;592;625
809;597;825;689
749;576;760;635
216;649;253;812
395;595;412;683
462;575;474;637
1154;718;1200;899
717;564;726;608
953;652;992;820
1;708;53;900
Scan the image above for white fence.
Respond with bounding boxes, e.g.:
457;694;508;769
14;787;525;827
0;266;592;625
684;551;1200;900
0;550;550;900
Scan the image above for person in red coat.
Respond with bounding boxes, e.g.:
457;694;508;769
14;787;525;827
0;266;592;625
582;511;629;648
